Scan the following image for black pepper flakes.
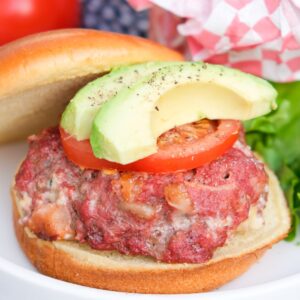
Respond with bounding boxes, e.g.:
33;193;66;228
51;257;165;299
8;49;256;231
155;106;159;111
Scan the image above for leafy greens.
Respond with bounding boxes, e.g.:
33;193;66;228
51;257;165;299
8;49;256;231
245;81;300;240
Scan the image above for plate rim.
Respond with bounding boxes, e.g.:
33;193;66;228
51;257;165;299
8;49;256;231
1;254;300;299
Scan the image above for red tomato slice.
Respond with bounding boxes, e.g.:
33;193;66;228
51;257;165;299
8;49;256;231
60;119;241;173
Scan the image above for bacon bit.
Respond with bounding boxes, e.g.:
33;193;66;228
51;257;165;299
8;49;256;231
118;174;154;219
27;203;74;240
164;183;193;214
120;202;155;219
101;169;118;176
119;173;143;202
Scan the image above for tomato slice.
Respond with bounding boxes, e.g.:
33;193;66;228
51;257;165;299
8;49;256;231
60;119;240;173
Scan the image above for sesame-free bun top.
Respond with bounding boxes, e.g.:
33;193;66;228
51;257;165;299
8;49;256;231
0;29;183;143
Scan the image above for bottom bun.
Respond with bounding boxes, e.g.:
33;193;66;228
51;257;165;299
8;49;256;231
12;167;290;294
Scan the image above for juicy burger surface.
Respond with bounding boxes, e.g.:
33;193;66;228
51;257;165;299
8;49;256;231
15;126;268;264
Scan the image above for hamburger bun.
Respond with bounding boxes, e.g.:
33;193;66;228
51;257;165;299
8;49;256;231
3;29;290;294
0;29;182;143
12;166;290;294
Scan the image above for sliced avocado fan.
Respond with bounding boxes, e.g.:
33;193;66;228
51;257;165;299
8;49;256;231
60;61;180;140
90;62;277;164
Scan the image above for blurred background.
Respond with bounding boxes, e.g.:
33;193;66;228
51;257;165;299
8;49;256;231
0;0;149;46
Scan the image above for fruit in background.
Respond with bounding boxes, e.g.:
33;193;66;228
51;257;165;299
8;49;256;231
0;0;80;45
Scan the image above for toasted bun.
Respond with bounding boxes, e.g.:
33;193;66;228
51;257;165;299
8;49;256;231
12;167;290;294
0;29;182;143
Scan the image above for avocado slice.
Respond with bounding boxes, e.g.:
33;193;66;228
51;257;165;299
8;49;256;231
91;62;277;164
60;62;179;140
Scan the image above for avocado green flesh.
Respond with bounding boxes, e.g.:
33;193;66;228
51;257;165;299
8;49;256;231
60;62;179;140
91;62;277;164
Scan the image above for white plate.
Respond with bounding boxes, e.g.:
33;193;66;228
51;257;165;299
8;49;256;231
1;141;300;300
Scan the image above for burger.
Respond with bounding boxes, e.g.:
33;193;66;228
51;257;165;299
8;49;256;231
1;29;290;294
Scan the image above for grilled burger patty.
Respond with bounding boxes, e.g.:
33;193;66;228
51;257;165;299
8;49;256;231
15;127;268;263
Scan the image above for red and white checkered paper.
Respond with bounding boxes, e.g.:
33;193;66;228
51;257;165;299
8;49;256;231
129;0;300;82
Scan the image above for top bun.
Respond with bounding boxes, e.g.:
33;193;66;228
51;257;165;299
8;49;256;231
0;29;183;143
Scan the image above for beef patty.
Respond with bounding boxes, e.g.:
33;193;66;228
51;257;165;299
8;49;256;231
15;127;268;263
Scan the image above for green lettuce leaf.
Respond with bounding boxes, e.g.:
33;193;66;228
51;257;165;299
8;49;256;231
245;81;300;240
